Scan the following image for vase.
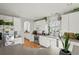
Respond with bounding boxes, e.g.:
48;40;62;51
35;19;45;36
59;49;71;55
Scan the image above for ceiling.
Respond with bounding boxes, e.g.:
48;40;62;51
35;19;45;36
0;3;79;20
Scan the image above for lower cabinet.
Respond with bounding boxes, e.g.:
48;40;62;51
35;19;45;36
39;36;58;48
14;38;23;44
39;36;50;47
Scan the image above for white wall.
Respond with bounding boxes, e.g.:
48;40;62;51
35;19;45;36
30;20;35;33
14;17;22;35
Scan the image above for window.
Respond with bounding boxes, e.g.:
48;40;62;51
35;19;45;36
34;20;48;34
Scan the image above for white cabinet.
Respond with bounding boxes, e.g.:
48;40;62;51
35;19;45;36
39;36;58;48
61;12;79;33
14;38;23;44
39;36;50;47
61;12;79;52
5;35;14;46
69;12;79;33
34;20;48;34
58;40;63;49
49;38;57;48
61;14;69;34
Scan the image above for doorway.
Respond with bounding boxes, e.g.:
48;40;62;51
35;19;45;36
24;21;30;33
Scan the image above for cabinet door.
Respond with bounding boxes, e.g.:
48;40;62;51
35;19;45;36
50;38;57;48
69;12;79;33
62;12;79;33
14;38;22;44
58;40;63;49
39;36;50;47
61;14;69;34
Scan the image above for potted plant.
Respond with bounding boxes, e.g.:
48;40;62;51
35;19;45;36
59;34;71;55
75;33;79;40
4;22;13;25
0;20;4;25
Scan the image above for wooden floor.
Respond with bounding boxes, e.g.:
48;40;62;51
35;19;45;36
23;39;40;48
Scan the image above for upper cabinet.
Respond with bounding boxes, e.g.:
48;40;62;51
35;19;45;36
61;12;79;33
61;14;69;34
69;12;79;33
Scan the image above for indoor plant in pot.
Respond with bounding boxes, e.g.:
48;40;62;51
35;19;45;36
75;33;79;40
59;34;71;55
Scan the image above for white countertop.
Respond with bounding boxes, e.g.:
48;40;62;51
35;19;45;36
0;44;60;55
